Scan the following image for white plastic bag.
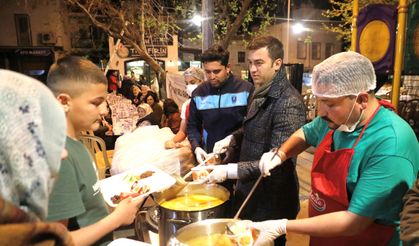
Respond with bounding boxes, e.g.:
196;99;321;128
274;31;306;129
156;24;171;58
111;126;194;176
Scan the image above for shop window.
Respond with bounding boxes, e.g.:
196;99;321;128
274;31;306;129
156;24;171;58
238;51;246;63
297;41;306;59
15;14;32;46
325;43;334;58
312;42;321;60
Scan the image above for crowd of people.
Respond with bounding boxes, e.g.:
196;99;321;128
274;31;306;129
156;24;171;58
0;34;417;246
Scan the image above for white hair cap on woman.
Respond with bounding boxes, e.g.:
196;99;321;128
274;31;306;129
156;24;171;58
183;67;205;81
312;51;376;98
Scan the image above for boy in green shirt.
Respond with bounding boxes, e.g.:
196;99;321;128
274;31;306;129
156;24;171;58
46;56;143;246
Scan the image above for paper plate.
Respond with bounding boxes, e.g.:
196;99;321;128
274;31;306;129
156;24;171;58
108;238;151;246
99;165;176;207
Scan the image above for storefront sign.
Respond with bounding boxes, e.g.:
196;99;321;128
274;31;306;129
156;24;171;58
15;49;52;56
129;46;168;58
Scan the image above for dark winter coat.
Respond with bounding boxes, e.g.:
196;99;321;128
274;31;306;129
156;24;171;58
230;67;306;222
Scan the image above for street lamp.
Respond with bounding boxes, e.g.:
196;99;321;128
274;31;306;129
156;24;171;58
293;23;305;34
191;14;202;26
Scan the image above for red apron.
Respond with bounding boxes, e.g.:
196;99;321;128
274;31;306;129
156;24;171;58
309;102;396;246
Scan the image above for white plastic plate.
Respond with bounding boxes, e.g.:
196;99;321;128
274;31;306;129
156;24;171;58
99;165;176;207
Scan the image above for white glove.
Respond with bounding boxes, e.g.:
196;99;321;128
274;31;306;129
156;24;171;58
207;164;238;183
252;219;288;246
194;147;209;164
259;150;284;177
213;135;233;154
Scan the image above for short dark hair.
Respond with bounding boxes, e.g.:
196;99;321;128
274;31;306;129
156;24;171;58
47;55;107;96
144;91;159;104
201;44;229;66
247;36;284;61
163;98;179;116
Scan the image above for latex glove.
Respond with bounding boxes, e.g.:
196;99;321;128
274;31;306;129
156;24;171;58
206;164;238;183
213;135;233;154
194;147;209;164
259;150;284;177
252;219;288;246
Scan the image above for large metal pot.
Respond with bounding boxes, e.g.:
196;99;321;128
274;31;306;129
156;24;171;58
154;183;230;246
170;218;239;245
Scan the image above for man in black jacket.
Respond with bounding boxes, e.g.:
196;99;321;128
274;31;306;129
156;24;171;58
187;44;254;164
208;36;306;246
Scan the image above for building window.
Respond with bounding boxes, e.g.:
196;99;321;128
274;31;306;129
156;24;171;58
312;42;321;60
15;14;32;46
297;41;306;59
325;43;334;58
238;51;246;63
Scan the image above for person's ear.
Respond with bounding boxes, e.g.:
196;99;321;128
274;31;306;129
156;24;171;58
273;58;282;71
225;64;231;74
357;92;369;109
56;93;71;113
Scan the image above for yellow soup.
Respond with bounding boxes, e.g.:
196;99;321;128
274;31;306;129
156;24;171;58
160;194;224;211
186;233;233;246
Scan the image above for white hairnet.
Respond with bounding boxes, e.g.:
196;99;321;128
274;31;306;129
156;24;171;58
312;51;376;98
184;67;205;81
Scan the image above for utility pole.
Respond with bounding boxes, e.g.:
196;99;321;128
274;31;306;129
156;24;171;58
202;0;214;52
286;0;291;63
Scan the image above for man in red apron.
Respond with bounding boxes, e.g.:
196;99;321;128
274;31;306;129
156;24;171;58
252;51;419;246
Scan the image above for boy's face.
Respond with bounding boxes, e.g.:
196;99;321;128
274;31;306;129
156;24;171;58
66;83;108;133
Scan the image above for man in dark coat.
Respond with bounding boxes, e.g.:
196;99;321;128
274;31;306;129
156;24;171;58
207;36;306;246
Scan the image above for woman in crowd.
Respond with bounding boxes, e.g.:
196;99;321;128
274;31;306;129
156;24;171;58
132;85;142;106
136;103;159;127
0;69;73;245
139;85;150;102
144;91;163;124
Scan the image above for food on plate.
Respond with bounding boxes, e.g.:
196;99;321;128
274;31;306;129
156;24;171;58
160;194;224;211
110;185;150;204
123;170;155;184
192;170;209;181
110;170;155;204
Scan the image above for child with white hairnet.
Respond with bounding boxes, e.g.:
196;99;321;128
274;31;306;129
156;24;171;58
253;51;419;246
0;69;73;245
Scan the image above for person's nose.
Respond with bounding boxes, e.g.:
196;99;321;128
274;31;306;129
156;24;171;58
98;102;108;116
207;73;216;80
249;64;257;73
317;101;327;117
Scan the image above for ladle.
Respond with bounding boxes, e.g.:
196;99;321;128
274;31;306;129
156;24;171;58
233;148;280;220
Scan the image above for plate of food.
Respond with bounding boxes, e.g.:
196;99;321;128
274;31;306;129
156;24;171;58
99;165;176;207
